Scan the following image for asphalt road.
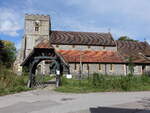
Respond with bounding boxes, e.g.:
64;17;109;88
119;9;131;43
0;88;150;113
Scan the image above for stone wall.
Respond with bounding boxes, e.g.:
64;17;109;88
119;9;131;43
13;36;26;75
133;65;143;75
35;61;51;75
25;14;50;36
53;44;117;51
25;35;49;57
146;65;150;72
69;63;126;76
123;65;142;75
68;63;144;76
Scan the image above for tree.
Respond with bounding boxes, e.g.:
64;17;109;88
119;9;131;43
118;36;138;42
0;40;4;64
0;40;16;68
128;57;134;76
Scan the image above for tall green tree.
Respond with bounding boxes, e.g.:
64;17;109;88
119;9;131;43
0;40;16;67
118;36;138;42
128;57;134;76
0;40;4;64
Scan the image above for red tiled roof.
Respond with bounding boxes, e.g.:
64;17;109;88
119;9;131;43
116;41;150;56
57;50;124;63
117;40;150;63
33;39;150;64
50;31;116;46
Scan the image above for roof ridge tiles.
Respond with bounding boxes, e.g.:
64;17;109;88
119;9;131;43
51;30;108;34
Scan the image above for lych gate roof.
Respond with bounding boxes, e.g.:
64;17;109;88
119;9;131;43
21;39;54;66
50;31;116;46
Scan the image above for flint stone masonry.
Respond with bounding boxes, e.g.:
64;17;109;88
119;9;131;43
69;63;125;75
53;45;117;51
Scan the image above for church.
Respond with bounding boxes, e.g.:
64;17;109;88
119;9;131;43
14;14;150;76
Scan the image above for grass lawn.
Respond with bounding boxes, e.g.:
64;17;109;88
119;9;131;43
55;74;150;93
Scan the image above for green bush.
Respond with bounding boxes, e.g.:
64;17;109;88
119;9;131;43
57;73;150;93
0;64;31;96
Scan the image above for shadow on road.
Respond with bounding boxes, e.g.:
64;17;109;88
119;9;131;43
90;107;150;113
138;98;150;109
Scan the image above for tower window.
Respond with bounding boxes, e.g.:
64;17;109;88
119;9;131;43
35;26;39;31
34;20;40;32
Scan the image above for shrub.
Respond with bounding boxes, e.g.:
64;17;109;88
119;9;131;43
0;64;30;96
57;73;150;93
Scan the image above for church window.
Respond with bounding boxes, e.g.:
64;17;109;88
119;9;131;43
103;46;106;50
56;45;59;48
87;64;89;70
72;45;75;48
74;63;77;70
110;64;114;71
99;64;102;71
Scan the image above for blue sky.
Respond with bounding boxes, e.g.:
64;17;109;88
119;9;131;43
0;0;150;49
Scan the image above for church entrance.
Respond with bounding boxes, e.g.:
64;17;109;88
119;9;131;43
21;47;68;88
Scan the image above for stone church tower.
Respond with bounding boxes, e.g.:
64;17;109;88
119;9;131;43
14;14;50;75
24;14;50;57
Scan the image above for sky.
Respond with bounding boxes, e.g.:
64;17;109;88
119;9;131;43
0;0;150;49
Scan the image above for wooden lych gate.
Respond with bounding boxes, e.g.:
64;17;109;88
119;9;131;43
21;46;69;88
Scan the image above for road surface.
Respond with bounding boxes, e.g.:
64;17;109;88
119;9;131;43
0;88;150;113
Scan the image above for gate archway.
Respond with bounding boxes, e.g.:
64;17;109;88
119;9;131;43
21;41;69;88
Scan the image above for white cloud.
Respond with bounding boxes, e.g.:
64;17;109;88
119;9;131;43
1;0;150;42
147;40;150;44
63;0;150;24
52;16;135;39
62;0;150;40
0;8;22;36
